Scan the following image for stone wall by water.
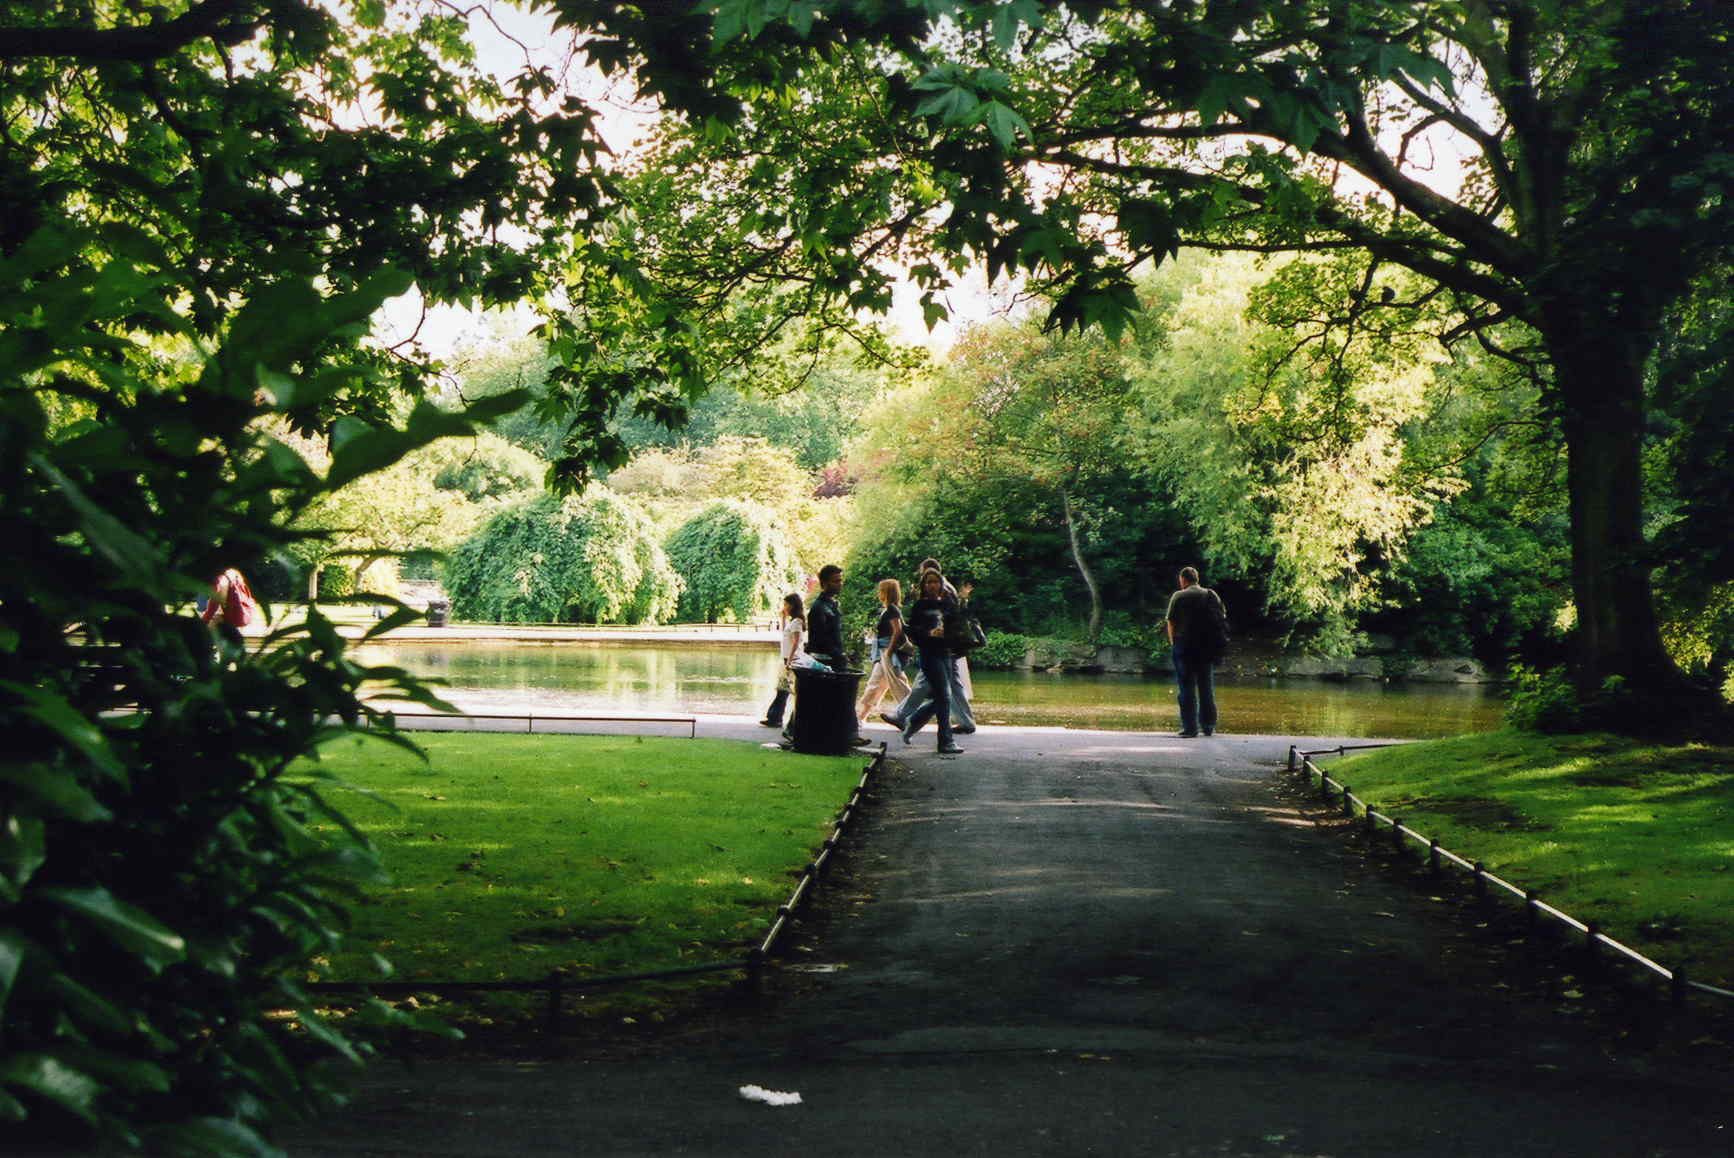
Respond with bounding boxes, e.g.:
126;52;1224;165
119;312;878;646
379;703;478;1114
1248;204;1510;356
1007;642;1494;684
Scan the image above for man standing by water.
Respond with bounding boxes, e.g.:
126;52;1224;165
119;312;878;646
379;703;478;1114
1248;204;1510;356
793;564;869;747
1166;566;1227;738
805;565;847;669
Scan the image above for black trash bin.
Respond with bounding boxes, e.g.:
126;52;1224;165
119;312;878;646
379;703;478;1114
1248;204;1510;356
425;598;450;627
788;666;863;755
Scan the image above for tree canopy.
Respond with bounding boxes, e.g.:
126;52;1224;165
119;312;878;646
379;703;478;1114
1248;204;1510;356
577;0;1734;710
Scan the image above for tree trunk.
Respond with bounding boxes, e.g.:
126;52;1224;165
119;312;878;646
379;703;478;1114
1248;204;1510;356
1550;330;1687;692
1058;484;1103;645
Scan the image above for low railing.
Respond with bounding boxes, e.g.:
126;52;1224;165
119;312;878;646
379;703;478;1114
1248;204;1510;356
1288;744;1734;1007
308;744;887;1030
371;709;699;739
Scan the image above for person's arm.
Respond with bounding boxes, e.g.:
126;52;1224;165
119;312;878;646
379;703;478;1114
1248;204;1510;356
1165;592;1177;644
888;609;904;652
202;574;227;624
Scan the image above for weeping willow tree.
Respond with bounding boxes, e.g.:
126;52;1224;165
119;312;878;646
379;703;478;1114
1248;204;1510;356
444;490;681;625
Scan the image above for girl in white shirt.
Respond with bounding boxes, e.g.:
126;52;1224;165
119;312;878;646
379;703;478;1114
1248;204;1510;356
760;593;805;727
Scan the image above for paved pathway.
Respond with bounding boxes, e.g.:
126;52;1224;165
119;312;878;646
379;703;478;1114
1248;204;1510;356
285;721;1729;1157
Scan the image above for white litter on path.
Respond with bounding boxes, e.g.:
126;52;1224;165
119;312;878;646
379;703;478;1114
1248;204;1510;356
738;1085;802;1107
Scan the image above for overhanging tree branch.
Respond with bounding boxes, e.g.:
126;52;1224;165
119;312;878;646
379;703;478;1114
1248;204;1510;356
0;0;267;63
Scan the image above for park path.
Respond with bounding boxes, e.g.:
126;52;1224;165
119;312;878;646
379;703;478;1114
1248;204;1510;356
285;722;1729;1157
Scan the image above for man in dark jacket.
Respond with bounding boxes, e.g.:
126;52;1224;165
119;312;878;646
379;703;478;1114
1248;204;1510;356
1165;566;1227;738
805;564;847;669
788;564;868;748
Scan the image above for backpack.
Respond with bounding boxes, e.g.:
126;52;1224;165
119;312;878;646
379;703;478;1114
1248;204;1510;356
1194;588;1230;662
222;569;258;628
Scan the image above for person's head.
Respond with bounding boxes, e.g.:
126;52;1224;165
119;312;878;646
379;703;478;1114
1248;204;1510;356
919;567;944;598
1178;566;1200;588
877;578;902;607
818;564;844;594
783;592;805;622
918;556;941;576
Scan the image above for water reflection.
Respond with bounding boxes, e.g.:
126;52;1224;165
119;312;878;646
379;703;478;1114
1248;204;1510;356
350;642;1503;739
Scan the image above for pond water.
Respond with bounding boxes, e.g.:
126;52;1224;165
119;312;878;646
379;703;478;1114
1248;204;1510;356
350;640;1504;740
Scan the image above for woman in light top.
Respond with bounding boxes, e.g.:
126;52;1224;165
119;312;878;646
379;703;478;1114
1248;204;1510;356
855;578;911;727
760;593;805;728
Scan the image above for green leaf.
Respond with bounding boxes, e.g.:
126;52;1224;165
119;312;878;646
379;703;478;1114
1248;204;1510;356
0;930;24;1020
0;680;125;781
29;457;161;588
981;102;1031;149
49;973;140;1036
915;84;980;124
295;1007;364;1065
0;765;114;824
0;815;47;889
0;1054;101;1124
40;887;186;971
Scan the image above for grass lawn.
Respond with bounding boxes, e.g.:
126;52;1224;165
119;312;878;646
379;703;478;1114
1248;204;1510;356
292;733;864;1022
1329;730;1734;988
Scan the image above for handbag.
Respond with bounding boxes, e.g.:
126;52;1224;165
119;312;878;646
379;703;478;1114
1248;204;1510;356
943;607;986;653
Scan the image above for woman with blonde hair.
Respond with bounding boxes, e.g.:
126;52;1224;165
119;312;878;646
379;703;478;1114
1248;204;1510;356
856;578;911;726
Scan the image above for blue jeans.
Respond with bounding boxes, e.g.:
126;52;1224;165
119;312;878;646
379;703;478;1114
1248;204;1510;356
890;654;973;729
902;648;955;747
1173;648;1217;734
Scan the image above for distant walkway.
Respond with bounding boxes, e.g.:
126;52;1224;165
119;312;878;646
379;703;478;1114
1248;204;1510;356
247;608;776;647
286;719;1728;1157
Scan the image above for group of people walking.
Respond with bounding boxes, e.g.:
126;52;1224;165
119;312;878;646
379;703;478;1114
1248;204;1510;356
761;558;976;754
764;562;1230;748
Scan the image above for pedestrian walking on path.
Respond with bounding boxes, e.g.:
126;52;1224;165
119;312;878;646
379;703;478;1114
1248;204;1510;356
898;568;965;754
856;578;911;727
881;557;975;735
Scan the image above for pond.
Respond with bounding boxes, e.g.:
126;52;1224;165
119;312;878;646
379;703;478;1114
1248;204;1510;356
350;640;1504;740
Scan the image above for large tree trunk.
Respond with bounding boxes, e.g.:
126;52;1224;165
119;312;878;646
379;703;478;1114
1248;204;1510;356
1551;330;1687;692
1058;484;1103;645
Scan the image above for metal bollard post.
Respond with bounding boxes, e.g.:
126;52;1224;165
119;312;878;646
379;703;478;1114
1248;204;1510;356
545;970;564;1033
1287;745;1297;773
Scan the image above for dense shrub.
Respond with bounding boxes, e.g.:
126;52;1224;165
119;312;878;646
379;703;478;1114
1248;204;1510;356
664;500;799;623
1;247;494;1152
971;631;1034;670
1505;666;1647;734
444;490;681;624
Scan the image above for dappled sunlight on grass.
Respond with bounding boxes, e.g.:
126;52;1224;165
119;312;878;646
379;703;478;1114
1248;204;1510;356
1333;730;1734;986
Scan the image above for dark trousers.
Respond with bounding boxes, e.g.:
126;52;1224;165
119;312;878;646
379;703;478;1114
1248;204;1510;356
903;647;955;748
1173;648;1217;734
763;687;790;726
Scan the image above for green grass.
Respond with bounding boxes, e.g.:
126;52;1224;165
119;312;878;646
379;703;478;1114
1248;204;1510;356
1330;730;1734;986
292;733;863;1021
